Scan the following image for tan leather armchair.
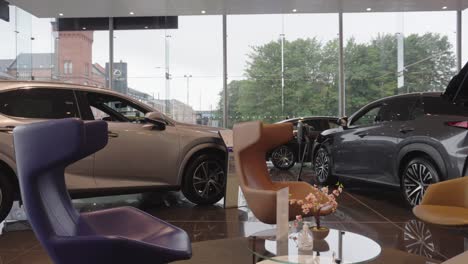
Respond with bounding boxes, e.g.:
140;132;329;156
233;121;333;224
413;177;468;226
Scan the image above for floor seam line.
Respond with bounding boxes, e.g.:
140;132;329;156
345;192;405;232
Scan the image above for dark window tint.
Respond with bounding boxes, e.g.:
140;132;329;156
304;120;322;131
380;97;418;122
0;88;79;119
423;96;468;116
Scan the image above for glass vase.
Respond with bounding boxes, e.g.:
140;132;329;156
297;222;314;251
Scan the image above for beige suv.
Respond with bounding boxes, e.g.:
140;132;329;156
0;81;227;222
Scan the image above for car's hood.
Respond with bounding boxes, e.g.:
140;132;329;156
175;122;225;135
444;61;468;102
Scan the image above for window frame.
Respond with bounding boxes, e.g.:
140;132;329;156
349;103;385;128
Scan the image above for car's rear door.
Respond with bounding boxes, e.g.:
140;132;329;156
76;90;181;188
0;87;95;190
359;96;419;184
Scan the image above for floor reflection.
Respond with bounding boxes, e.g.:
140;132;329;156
0;163;466;264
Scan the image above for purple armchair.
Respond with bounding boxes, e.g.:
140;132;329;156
13;118;191;264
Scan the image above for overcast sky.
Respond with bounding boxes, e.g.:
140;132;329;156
0;7;466;111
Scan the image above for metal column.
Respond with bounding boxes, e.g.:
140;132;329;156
457;10;462;71
108;17;114;90
338;12;346;117
222;14;228;128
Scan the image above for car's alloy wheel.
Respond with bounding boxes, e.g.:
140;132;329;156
403;163;434;206
401;157;439;207
314;148;330;183
271;146;295;170
182;154;226;205
192;161;225;200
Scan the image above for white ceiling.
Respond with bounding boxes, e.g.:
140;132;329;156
8;0;468;18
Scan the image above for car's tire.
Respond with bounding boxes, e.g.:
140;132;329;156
0;172;14;223
400;156;440;207
314;146;337;185
271;145;296;170
182;153;226;205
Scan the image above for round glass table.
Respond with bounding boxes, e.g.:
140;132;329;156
248;228;381;264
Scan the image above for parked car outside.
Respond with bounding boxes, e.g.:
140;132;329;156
313;91;468;207
267;117;338;170
0;81;227;222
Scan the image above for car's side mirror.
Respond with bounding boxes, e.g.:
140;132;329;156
144;112;166;130
337;116;348;129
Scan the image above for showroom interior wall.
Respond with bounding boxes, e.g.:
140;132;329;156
0;6;465;128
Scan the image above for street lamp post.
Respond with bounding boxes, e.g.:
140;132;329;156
184;74;192;122
165;35;171;116
280;33;285;118
280;14;285;118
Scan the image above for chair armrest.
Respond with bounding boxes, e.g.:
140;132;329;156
273;181;311;198
421;177;468;208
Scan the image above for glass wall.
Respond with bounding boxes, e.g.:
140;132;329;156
113;29;165;112
0;5;465;128
164;15;223;125
343;11;457;115
111;16;223;125
226;14;339;128
0;6;16;79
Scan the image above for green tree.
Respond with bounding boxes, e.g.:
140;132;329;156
219;33;456;128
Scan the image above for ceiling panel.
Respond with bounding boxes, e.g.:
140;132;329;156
8;0;468;18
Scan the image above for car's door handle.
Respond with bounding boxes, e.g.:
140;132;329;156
108;131;119;138
356;132;367;138
399;127;415;134
0;126;15;134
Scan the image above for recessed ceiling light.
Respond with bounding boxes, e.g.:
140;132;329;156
201;10;206;14
129;11;135;15
292;9;297;12
442;6;448;10
82;27;87;30
366;7;372;11
59;13;64;17
144;26;149;29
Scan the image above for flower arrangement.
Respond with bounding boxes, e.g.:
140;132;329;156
290;183;344;231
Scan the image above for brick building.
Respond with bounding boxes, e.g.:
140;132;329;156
0;31;107;88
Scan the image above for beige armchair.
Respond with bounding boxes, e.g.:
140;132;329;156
233;121;333;224
413;177;468;226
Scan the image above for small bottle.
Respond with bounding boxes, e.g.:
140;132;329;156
297;222;314;251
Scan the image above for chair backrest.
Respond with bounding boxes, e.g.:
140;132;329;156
233;121;293;190
13;119;108;244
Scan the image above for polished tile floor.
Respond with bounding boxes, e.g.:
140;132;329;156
0;164;466;264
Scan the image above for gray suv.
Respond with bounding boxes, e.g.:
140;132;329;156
0;81;227;222
313;91;468;207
